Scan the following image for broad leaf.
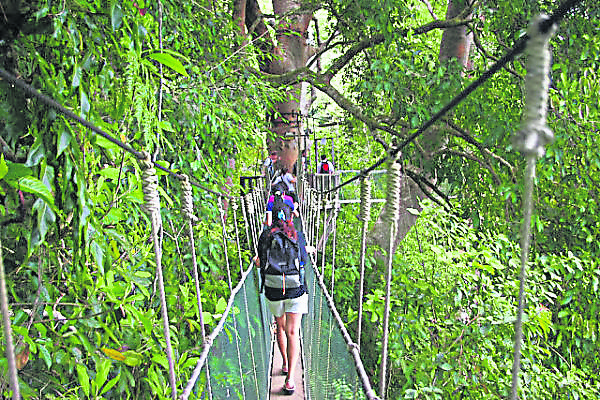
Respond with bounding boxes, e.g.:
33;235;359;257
147;52;189;77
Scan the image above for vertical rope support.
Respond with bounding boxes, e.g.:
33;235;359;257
320;196;329;276
330;196;340;296
240;195;252;251
217;195;233;291
0;236;20;400
252;187;261;233
231;200;244;274
180;175;212;399
180;176;204;331
380;155;402;398
246;193;258;250
312;190;320;249
232;199;260;397
510;15;556;400
357;176;372;347
139;152;177;400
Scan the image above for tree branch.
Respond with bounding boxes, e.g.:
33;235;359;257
444;119;516;182
435;148;501;185
404;167;451;209
324;16;473;80
471;23;522;79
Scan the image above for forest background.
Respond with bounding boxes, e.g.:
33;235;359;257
0;0;599;399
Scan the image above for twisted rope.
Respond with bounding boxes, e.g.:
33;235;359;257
510;14;556;400
357;176;372;347
180;262;256;400
380;155;402;398
139;151;177;400
311;256;382;400
217;196;233;291
232;200;260;397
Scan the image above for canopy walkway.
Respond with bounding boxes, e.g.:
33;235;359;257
0;7;577;397
178;175;380;400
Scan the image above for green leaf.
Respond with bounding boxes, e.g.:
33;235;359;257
111;4;123;31
25;139;45;167
57;129;72;156
91;240;104;273
39;344;52;369
215;297;227;314
19;176;55;207
94;358;111;394
147;53;189;77
95;136;121;152
100;373;120;395
0;155;7;180
122;350;143;367
4;162;32;181
440;362;452;371
72;65;82;88
30;198;56;249
76;363;90;398
80;88;90;115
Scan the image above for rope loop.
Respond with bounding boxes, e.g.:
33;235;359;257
385;154;402;224
359;176;372;222
181;174;198;222
514;14;557;158
140;151;161;223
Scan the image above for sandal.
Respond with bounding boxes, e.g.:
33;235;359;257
283;379;295;395
282;364;288;375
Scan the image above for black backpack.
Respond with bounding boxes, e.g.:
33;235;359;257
261;229;302;296
319;161;329;173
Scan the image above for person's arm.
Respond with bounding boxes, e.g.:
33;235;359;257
257;230;270;269
297;231;308;266
265;211;272;226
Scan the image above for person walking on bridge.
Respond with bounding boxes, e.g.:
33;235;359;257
255;194;312;394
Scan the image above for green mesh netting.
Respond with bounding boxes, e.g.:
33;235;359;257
195;268;272;399
303;262;367;400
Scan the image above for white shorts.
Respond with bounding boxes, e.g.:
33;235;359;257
266;293;309;318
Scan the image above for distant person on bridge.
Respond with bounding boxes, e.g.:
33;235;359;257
255;193;314;395
263;151;279;181
265;186;298;227
271;167;298;211
318;154;334;174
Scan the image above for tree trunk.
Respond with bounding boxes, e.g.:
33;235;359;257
368;0;472;254
266;0;312;171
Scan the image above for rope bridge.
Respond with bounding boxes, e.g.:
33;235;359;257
0;4;579;398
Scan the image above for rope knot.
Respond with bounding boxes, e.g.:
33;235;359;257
181;175;198;222
139;151;161;223
359;177;372;222
514;14;557;158
384;155;402;224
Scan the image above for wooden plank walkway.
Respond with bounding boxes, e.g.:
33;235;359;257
269;330;305;400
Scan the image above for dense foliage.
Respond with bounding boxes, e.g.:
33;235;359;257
1;0;599;399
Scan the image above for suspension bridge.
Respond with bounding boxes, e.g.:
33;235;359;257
0;3;581;398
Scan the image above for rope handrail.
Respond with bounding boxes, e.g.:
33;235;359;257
180;260;256;400
318;0;583;196
0;67;231;200
308;251;381;400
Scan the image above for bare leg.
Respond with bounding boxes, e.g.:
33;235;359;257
284;312;303;386
274;314;287;371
